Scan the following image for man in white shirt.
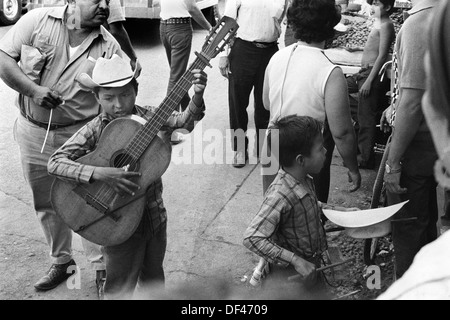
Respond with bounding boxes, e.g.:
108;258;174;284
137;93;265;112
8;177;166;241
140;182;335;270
219;0;288;168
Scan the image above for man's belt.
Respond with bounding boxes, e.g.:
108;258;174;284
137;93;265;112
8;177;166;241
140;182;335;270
239;38;278;49
252;41;277;49
161;17;191;25
20;109;94;131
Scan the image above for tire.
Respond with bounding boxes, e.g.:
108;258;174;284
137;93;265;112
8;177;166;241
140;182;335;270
363;140;390;265
0;0;22;25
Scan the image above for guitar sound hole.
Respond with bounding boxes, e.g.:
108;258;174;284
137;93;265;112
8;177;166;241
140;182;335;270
111;151;139;172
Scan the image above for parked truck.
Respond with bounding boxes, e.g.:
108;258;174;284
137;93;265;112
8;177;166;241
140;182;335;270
0;0;218;26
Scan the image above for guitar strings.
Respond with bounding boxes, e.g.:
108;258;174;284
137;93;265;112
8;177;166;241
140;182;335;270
93;44;214;206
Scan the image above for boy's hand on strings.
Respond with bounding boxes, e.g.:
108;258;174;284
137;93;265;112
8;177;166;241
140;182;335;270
92;167;141;197
32;86;64;110
191;69;208;95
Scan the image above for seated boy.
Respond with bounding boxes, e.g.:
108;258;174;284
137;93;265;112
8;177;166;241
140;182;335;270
47;54;207;299
346;0;395;169
243;115;356;299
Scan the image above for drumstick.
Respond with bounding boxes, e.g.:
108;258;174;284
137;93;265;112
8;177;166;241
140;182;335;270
287;257;355;282
40;108;53;154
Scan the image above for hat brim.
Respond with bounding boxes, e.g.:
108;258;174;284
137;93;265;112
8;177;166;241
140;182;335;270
77;67;139;90
322;200;409;228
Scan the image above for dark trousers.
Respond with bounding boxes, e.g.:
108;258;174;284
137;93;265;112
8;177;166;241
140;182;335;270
160;22;193;111
346;67;389;163
103;213;167;299
388;132;438;278
228;38;278;153
261;263;330;300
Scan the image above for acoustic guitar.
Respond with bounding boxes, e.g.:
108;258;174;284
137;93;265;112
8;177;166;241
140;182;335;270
50;17;239;246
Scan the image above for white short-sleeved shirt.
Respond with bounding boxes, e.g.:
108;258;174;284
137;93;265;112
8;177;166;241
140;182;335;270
263;44;338;125
159;0;191;20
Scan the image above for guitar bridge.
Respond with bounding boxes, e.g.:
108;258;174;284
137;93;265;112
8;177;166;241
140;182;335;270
85;194;120;222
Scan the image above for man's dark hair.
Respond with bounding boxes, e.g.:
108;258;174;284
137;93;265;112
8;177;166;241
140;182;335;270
287;0;341;44
366;0;396;14
268;115;323;168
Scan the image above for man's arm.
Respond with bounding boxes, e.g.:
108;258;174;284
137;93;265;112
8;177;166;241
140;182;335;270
107;22;137;63
0;50;62;109
184;0;212;31
384;88;425;194
106;22;142;76
218;0;239;78
325;67;361;192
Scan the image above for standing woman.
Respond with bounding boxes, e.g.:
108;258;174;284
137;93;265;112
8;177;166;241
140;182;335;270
262;0;361;201
159;0;211;143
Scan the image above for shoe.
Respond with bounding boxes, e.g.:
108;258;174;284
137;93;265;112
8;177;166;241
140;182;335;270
170;132;185;145
96;270;106;300
232;151;247;168
34;259;76;291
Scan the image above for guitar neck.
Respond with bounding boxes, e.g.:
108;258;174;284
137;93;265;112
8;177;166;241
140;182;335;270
126;56;209;159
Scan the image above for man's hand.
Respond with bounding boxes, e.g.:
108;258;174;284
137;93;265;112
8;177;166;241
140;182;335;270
31;86;64;109
291;255;317;286
192;69;208;95
384;171;407;194
92;167;141;197
359;80;372;99
219;56;230;79
380;106;393;133
130;58;142;78
348;169;361;192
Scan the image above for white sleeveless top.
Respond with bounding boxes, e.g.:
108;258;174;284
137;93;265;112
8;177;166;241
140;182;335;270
263;44;338;125
159;0;190;20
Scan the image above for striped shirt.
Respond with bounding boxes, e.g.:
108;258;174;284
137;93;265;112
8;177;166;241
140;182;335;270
48;102;205;234
243;169;327;267
0;6;122;125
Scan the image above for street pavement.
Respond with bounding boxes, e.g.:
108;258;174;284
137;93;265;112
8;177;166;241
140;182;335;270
0;14;446;301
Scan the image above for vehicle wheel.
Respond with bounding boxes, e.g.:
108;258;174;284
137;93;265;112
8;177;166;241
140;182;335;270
0;0;22;25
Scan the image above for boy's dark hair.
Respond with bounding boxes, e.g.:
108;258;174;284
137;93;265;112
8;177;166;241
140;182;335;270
366;0;396;14
287;0;341;44
93;78;139;96
268;115;323;168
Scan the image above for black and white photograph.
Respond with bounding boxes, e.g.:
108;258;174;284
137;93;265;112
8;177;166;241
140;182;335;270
0;0;449;306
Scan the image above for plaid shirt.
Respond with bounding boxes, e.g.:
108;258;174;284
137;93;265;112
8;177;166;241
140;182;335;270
48;101;205;235
243;169;327;267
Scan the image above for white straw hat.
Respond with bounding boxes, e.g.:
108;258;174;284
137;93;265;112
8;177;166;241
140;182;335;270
78;54;139;89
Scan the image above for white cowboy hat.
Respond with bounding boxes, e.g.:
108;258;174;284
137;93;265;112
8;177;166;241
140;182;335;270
77;54;139;89
323;201;409;239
